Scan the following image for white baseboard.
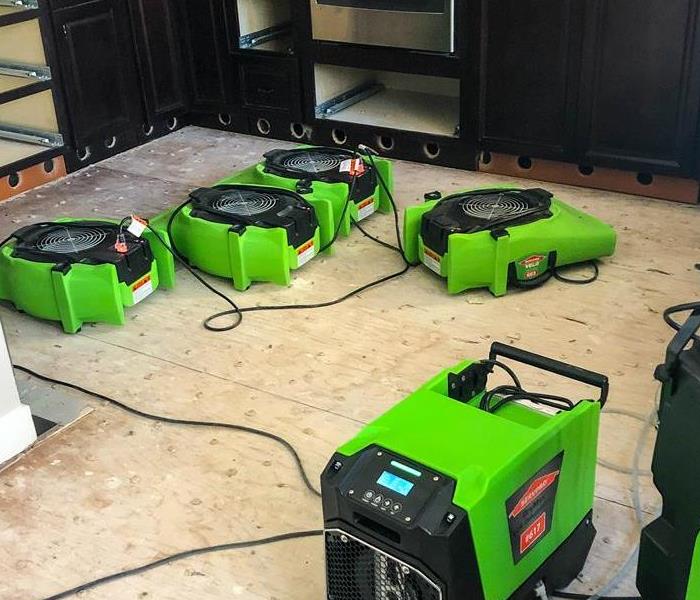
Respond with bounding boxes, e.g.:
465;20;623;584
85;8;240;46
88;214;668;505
0;404;37;464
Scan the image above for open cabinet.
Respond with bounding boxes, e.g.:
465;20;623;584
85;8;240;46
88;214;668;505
0;2;66;199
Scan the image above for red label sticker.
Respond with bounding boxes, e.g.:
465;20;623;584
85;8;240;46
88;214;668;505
509;471;560;519
297;239;314;255
520;513;547;554
520;254;545;268
132;274;152;292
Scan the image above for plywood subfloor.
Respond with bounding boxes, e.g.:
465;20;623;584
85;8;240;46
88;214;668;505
0;127;698;599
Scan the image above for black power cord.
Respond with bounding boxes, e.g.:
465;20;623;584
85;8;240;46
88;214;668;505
146;146;415;334
663;301;700;342
14;364;321;498
477;359;575;414
41;530;323;600
553;261;600;285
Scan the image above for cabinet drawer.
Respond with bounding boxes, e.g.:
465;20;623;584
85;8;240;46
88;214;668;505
240;61;298;112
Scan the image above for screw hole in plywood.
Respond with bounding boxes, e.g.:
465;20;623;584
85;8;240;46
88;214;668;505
8;172;20;188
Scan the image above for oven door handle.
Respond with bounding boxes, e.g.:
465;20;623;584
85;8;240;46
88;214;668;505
315;0;449;14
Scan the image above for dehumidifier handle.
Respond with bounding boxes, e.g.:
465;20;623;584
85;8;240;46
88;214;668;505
489;342;609;407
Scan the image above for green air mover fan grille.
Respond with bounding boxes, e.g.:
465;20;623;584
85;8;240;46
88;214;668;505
325;530;442;600
263;147;377;204
12;221;153;285
421;188;553;255
188;185;318;249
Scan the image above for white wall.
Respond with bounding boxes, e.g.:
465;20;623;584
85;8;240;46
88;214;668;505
0;316;36;463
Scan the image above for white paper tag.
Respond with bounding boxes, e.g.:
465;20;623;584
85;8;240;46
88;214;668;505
296;239;316;267
422;247;442;275
515;399;562;416
131;274;154;304
339;158;366;176
127;216;147;238
356;198;376;221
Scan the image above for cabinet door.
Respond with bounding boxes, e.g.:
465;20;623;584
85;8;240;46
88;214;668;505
128;0;188;122
479;0;584;159
179;0;235;111
578;0;700;175
52;0;141;145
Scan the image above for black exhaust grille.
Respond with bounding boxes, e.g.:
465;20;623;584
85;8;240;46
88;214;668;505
325;529;442;600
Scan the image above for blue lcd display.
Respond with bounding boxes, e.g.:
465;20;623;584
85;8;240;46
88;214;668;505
377;471;415;497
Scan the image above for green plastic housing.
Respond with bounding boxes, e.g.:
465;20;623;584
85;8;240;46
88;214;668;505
151;188;323;291
220;151;394;244
403;187;617;295
0;219;175;334
336;360;600;600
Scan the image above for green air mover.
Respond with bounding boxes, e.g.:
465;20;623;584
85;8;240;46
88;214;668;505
221;146;393;239
152;184;322;291
637;303;700;600
403;187;616;295
0;219;175;333
322;342;609;600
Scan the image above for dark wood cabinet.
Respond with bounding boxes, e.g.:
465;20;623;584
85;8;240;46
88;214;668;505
577;0;700;176
127;0;188;126
479;0;584;159
239;56;301;118
52;0;142;149
180;0;235;111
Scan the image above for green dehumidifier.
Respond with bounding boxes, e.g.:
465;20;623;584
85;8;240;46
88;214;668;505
403;187;616;295
0;219;175;333
152;184;322;291
222;146;393;238
322;342;608;600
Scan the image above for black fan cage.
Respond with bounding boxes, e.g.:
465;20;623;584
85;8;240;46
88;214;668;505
325;530;442;600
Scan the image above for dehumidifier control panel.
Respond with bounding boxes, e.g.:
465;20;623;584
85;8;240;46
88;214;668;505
327;446;455;526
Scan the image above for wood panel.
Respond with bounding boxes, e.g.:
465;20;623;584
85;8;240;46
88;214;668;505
577;0;700;176
480;0;584;159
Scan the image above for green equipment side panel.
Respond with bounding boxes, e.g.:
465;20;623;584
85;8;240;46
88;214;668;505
221;150;393;246
403;187;617;296
151;203;321;291
336;360;600;600
0;218;175;333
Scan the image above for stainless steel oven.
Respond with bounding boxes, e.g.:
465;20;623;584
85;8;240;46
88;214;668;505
310;0;455;53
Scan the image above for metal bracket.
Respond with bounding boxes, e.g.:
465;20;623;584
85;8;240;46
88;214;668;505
0;123;64;148
239;23;292;49
0;61;51;82
0;0;38;8
315;82;384;118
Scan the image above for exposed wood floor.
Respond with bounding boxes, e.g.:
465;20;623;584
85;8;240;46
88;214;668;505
0;127;698;599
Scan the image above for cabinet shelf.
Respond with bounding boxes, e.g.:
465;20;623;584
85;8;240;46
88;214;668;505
234;0;292;53
314;64;460;138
